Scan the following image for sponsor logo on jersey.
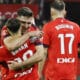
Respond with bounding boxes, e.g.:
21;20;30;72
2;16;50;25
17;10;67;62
14;68;33;78
57;57;75;63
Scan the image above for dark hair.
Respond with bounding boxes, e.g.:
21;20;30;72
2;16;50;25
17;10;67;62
17;7;33;17
6;18;20;33
51;0;65;11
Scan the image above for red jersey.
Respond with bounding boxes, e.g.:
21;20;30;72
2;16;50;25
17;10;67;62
1;25;39;45
0;37;1;46
0;39;40;80
77;58;80;76
0;25;40;80
0;46;14;80
43;18;80;80
1;26;10;45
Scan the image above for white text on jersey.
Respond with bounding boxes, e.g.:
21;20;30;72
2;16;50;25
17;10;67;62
11;43;28;55
55;24;73;30
57;57;75;63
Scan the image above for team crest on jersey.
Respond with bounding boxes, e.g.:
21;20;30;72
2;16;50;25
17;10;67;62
11;43;28;55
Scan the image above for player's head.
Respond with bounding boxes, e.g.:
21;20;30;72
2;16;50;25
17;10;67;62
51;0;66;20
17;7;34;30
6;18;21;35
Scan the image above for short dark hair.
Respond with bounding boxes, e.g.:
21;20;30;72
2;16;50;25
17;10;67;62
17;7;33;17
6;18;20;33
51;0;65;11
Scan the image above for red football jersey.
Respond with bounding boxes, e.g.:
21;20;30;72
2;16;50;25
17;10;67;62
77;58;80;76
0;25;40;80
43;18;80;80
0;39;40;80
0;37;1;46
1;26;10;45
0;46;14;79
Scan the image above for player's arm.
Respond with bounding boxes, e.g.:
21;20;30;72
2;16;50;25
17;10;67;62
8;44;44;70
38;47;48;80
3;31;42;51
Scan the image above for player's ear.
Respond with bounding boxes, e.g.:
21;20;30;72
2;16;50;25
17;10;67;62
63;9;66;17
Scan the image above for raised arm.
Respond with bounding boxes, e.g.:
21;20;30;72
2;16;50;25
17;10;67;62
3;31;43;51
38;47;48;80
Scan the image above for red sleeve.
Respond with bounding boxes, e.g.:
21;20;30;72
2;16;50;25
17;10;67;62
42;23;50;47
29;36;42;45
28;25;39;32
0;46;9;62
1;26;10;45
28;25;41;45
0;38;1;46
78;27;80;43
77;58;80;76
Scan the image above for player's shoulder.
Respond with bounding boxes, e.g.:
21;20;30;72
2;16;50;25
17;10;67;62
1;25;8;34
0;46;8;53
0;46;7;50
2;25;7;30
66;19;79;28
1;25;10;38
43;20;54;31
29;24;39;31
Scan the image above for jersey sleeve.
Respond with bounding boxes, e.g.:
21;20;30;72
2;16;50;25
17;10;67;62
0;38;1;46
1;26;10;45
78;27;80;43
30;36;42;45
0;46;9;62
29;25;42;45
42;23;50;47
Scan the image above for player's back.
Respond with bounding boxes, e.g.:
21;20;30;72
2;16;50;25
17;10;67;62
48;18;79;59
43;18;80;79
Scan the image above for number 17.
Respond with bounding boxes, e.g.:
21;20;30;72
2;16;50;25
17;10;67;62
58;34;74;54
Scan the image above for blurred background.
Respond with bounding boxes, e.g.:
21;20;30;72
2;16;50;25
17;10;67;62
0;0;80;29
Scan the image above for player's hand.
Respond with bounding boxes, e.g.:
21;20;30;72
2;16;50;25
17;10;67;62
28;31;43;38
39;74;45;80
7;61;21;70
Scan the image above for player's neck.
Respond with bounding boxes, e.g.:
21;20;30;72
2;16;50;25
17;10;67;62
51;14;64;20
